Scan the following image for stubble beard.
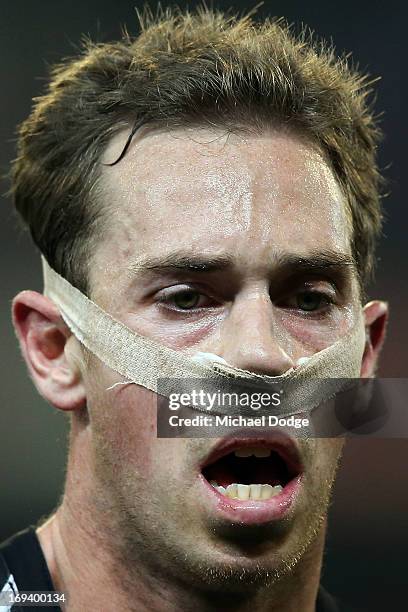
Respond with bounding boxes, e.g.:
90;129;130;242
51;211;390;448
89;434;342;596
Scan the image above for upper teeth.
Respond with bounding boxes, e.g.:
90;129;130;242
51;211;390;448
234;447;271;458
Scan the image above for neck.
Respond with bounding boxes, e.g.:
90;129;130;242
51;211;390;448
37;436;325;612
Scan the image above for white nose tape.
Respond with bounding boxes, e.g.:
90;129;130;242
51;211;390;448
42;256;365;417
191;352;228;366
296;357;311;367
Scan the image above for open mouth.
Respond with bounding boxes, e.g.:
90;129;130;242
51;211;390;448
201;437;302;502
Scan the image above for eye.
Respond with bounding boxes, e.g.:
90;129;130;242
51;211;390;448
156;286;215;312
294;291;332;312
172;289;202;310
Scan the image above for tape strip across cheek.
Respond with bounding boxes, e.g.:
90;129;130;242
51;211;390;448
41;256;366;417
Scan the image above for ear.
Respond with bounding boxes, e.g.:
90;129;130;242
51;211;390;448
12;290;86;411
360;300;389;377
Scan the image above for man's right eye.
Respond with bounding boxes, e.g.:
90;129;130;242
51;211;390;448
171;289;202;310
155;286;215;312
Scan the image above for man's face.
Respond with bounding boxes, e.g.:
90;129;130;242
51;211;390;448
82;127;362;587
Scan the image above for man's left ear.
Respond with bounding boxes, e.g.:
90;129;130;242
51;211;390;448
361;300;388;377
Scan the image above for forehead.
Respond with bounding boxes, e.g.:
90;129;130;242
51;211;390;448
95;127;351;278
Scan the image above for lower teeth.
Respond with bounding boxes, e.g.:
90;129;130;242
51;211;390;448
210;482;283;500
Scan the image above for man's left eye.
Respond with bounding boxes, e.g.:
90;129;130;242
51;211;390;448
289;291;333;312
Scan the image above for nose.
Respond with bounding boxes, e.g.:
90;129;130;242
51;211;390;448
214;290;294;376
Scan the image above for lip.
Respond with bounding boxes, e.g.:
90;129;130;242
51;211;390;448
198;430;304;525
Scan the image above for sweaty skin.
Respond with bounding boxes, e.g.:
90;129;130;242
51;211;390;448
13;126;387;612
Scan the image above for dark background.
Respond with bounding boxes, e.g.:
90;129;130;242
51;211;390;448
1;1;407;610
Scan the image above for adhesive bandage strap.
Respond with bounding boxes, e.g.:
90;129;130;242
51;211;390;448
42;256;366;417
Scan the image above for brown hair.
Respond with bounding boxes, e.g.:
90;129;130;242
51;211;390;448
10;4;384;295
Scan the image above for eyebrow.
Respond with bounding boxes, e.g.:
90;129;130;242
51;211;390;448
127;253;233;274
126;249;357;277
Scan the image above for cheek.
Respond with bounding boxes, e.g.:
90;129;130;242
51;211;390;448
91;386;158;479
311;438;344;480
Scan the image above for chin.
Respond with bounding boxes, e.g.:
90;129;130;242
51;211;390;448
160;515;325;594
